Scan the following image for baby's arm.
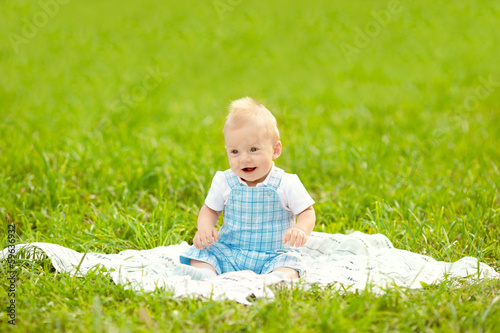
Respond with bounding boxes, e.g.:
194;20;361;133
193;204;222;250
282;206;315;248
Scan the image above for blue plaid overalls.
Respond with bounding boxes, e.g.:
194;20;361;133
180;167;303;275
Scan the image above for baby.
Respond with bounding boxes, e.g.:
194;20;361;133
174;97;315;280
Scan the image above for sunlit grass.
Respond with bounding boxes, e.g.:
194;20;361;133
0;0;499;331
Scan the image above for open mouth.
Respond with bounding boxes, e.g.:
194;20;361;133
242;167;256;173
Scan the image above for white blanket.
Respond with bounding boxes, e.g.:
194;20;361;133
2;231;498;304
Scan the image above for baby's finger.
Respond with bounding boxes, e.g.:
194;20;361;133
206;232;214;245
197;233;207;249
300;234;308;247
193;235;202;250
201;235;211;249
289;231;298;248
212;229;219;243
296;233;304;248
282;230;291;244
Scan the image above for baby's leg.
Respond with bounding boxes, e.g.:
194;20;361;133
190;259;217;274
173;260;217;280
263;252;303;279
271;267;299;279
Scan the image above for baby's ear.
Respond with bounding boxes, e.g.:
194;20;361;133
273;141;282;159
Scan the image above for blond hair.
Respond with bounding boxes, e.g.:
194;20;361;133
223;97;280;143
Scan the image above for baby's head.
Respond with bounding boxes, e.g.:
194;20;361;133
223;97;282;186
224;97;280;144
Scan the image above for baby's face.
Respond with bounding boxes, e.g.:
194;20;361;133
224;123;281;187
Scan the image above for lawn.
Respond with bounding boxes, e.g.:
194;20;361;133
1;0;499;331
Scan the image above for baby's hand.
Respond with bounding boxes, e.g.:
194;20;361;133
282;227;308;248
193;227;219;250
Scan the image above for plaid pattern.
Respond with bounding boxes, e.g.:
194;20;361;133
180;167;304;275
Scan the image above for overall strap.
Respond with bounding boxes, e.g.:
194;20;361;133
265;167;284;191
223;169;241;189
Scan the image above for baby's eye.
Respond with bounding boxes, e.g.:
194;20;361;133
250;147;258;152
231;149;239;154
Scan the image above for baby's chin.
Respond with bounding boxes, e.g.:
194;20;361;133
233;168;255;180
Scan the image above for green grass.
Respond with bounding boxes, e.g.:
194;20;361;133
1;0;499;331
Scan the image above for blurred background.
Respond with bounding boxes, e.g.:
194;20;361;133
0;0;499;260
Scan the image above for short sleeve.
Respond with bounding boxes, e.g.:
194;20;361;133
204;171;226;212
281;174;315;215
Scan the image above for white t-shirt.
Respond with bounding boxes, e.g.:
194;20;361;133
205;164;315;216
